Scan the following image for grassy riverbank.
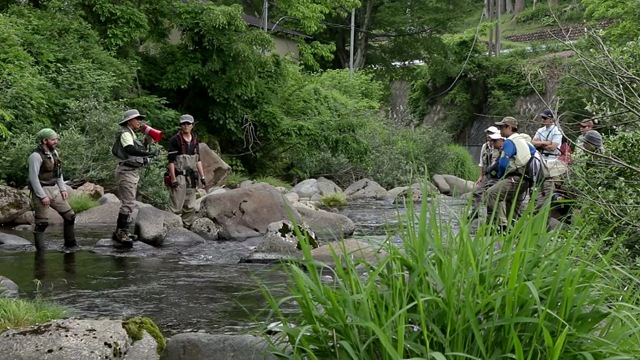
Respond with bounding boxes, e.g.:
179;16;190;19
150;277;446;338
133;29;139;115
263;196;640;359
0;297;68;333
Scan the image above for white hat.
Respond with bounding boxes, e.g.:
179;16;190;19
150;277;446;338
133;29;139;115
485;126;500;134
488;132;503;140
120;109;145;125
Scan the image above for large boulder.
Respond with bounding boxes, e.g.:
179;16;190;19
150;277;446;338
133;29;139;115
0;318;161;360
200;183;302;241
432;174;474;196
294;206;355;240
75;202;149;226
290;177;342;199
160;333;275;360
134;207;182;247
199;143;232;190
75;182;105;200
0;186;30;224
161;227;206;248
189;217;221;240
343;179;391;201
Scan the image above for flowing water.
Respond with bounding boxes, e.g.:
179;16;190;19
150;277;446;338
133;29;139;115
0;198;465;336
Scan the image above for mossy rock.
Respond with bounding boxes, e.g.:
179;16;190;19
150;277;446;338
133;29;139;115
122;316;166;355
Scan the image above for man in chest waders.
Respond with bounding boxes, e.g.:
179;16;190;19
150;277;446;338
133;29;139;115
167;114;206;229
28;128;78;252
111;109;158;247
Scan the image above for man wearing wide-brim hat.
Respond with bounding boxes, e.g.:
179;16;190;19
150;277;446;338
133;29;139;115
111;109;159;247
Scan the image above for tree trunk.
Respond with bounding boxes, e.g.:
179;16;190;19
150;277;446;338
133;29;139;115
353;0;375;69
548;0;558;5
505;0;513;14
514;0;525;14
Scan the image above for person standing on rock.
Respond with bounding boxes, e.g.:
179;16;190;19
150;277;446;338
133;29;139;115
112;109;158;247
28;128;77;252
167;114;206;229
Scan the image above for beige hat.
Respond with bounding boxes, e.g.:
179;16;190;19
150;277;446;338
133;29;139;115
488;132;503;140
120;109;146;125
495;117;518;128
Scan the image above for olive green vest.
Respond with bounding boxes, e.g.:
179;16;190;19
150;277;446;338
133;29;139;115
34;146;61;185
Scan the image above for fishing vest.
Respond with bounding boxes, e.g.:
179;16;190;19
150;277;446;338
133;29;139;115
171;133;199;173
505;133;532;175
481;142;499;168
112;126;147;166
34;145;62;185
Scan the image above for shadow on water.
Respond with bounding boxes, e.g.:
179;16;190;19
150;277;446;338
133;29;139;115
0;198;467;335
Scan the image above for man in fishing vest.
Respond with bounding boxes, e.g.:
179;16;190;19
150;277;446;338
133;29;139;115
28;128;77;251
167;114;206;229
575;119;594;156
469;126;501;220
484;117;536;233
111;109;158;247
531;109;563;158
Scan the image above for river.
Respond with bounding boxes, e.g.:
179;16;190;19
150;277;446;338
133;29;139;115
0;198;465;336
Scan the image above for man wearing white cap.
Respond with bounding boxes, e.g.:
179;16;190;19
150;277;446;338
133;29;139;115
469;126;502;220
111;109;159;247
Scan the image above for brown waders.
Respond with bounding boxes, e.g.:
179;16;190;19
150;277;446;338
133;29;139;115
32;186;77;251
168;155;199;229
113;164;140;247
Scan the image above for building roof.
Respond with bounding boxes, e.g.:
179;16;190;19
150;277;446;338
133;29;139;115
242;14;311;39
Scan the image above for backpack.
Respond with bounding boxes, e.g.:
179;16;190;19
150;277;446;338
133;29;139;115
522;151;546;187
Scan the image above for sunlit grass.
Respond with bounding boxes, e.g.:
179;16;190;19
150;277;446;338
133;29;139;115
262;182;640;359
67;193;99;213
319;193;348;208
0;298;69;333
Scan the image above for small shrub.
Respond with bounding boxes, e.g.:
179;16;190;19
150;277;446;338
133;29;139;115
67;193;99;213
441;144;478;180
319;193;347;207
0;298;69;333
254;176;291;190
122;316;166;355
224;172;250;188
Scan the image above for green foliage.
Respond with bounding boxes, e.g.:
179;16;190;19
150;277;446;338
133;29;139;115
67;193;99;214
122;316;166;355
254;176;291;190
0;298;69;334
136;152;169;209
224;172;250;188
582;0;640;44
319;192;347;207
262;199;640;359
441;144;478;181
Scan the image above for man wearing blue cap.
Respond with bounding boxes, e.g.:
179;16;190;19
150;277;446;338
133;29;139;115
28;128;77;251
532;109;563;158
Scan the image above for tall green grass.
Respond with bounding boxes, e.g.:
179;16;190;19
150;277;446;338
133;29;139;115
262;188;640;359
67;193;99;213
0;298;69;333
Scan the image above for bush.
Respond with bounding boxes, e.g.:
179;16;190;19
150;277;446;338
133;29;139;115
319;193;347;207
67;193;99;213
441;144;479;180
0;298;69;333
224;172;250;188
253;176;291;190
262;198;640;359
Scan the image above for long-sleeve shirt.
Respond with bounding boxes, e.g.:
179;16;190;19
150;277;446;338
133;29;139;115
497;139;536;179
28;152;66;199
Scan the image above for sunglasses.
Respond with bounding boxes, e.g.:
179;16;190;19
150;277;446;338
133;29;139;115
180;123;193;126
579;124;589;128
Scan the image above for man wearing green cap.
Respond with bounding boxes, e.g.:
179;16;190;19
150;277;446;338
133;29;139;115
111;109;158;247
28;128;77;251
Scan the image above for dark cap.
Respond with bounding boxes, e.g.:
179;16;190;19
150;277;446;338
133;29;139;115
539;109;554;119
495;116;518;128
584;130;603;147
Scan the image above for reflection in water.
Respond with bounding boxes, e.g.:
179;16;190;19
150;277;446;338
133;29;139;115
63;253;76;277
34;251;47;281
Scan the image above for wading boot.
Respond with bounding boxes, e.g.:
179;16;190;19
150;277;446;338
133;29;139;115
33;231;46;252
63;218;79;252
112;213;134;248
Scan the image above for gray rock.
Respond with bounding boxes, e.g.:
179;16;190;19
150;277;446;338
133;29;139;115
134;207;182;247
0;232;32;246
0;186;30;224
13;211;35;225
295;206;355;240
432;174;451;194
200;183;302;241
290;179;318;198
199;143;232;190
0;319;159;360
0;276;19;298
283;192;299;204
441;174;475;196
311;240;387;268
99;193;120;205
190;217;220;240
162;227;206;248
76;202;138;226
93;238;159;256
316;177;342;196
124;331;159;360
160;333;275;360
76;182;105;200
343;179;390;201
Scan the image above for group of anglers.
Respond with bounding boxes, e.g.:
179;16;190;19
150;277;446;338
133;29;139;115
28;109;206;251
470;109;605;233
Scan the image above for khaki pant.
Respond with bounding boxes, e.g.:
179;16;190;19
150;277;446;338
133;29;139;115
533;179;555;213
483;175;528;226
169;155;198;227
32;186;74;222
472;178;507;224
115;165;140;218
